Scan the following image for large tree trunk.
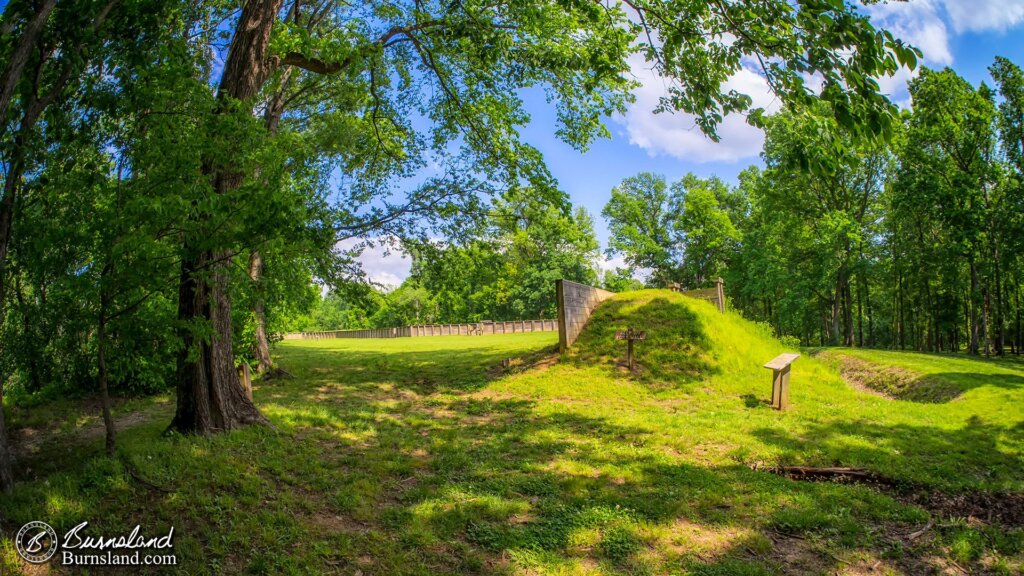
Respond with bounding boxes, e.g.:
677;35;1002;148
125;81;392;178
98;307;116;456
0;0;58;136
248;250;273;374
170;0;282;434
171;250;267;433
0;380;13;493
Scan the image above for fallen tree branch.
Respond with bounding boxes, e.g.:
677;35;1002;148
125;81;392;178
773;465;894;484
123;462;172;493
906;518;934;540
778;465;874;477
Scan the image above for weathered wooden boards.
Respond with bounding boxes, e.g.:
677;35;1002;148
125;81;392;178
237;362;253;401
556;279;615;352
764;353;800;410
671;277;726;313
282;319;559;340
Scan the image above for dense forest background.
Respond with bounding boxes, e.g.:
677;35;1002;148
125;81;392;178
293;62;1024;359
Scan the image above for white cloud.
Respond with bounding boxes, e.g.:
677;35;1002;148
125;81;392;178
618;56;776;163
941;0;1024;33
597;254;628;272
336;238;412;289
863;0;954;107
869;0;953;66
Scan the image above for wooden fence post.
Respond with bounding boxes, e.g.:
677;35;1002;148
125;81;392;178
238;362;253;401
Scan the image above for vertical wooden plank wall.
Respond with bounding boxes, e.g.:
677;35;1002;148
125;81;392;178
556;279;615;353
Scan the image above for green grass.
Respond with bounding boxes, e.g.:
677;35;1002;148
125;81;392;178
1;289;1022;574
813;347;1024;403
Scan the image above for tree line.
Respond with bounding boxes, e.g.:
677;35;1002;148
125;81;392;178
0;0;918;492
604;62;1024;355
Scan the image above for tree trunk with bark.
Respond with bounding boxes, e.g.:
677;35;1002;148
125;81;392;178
171;249;268;433
0;380;13;493
170;0;282;434
969;258;980;355
248;250;273;374
0;0;57;136
97;304;116;456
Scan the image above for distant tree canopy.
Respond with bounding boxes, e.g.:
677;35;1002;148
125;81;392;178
291;189;602;329
602;172;743;288
604;62;1024;354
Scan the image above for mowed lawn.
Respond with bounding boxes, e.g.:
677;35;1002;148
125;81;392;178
1;290;1023;574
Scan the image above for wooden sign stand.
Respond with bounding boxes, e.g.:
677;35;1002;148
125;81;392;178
763;353;799;410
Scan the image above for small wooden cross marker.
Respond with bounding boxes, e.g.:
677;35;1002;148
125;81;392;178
615;327;647;370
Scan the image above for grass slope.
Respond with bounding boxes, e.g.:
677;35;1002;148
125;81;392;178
0;289;1021;575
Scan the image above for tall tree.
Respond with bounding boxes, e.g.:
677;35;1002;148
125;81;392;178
0;0;141;493
671;174;742;288
894;68;998;355
991;57;1024;355
602;172;678;285
759;103;888;346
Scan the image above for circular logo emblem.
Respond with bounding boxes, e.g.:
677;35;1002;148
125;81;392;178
15;521;58;564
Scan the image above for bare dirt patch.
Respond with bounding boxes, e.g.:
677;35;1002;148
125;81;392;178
6;400;171;482
487;346;560;380
910;490;1024;527
308;512;371;534
763;463;1024;528
11;403;168;459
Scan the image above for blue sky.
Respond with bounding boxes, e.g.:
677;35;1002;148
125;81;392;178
362;0;1024;286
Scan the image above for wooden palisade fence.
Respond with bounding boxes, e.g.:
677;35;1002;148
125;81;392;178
671;277;726;313
282;319;559;340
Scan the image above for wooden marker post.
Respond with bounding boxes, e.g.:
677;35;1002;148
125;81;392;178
763;353;799;410
615;327;647;370
238;362;253;401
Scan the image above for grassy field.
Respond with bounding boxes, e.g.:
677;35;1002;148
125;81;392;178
1;289;1023;574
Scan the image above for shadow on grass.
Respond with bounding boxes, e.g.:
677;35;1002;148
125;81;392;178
752;415;1024;494
246;382;909;575
275;341;557;395
4;340;1023;575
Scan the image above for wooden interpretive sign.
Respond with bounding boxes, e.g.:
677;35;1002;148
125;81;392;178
763;353;799;410
615;328;647;369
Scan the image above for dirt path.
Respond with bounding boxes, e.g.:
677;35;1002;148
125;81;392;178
8;399;173;478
